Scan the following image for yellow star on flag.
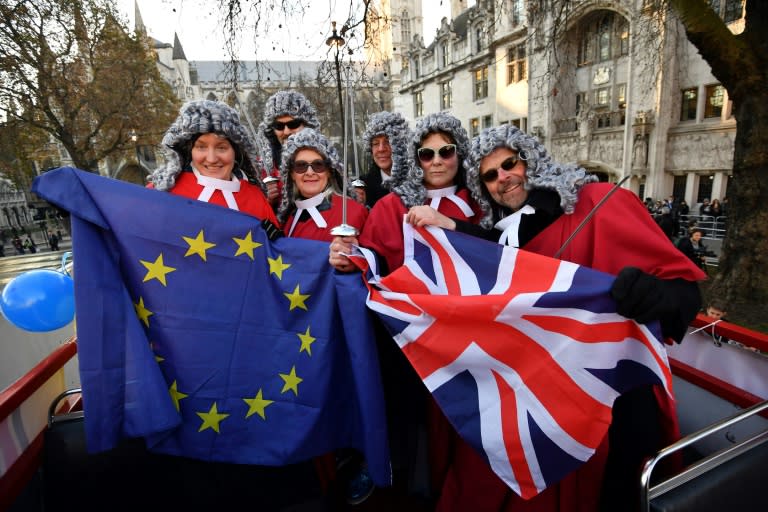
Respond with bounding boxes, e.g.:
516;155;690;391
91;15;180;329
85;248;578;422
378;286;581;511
196;402;230;433
279;366;303;395
268;254;291;279
183;230;216;261
140;254;176;286
134;297;153;327
297;326;316;356
169;380;188;411
233;230;262;260
284;284;310;311
244;389;274;420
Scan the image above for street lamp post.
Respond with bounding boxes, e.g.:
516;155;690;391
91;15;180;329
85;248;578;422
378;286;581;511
326;21;345;138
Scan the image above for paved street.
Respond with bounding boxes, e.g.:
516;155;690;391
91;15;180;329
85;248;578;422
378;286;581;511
0;237;79;392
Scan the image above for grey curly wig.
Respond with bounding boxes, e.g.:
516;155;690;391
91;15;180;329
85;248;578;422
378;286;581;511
361;111;411;185
276;128;345;224
465;124;598;229
147;99;264;191
253;90;321;175
391;112;471;208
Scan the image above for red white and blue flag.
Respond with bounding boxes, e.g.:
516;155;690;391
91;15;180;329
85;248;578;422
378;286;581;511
352;225;673;499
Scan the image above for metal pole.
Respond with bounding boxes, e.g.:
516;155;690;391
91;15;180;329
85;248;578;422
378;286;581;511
329;26;356;237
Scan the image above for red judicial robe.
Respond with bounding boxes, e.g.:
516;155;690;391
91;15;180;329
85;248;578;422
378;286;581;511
283;194;368;242
360;189;483;273
152;171;279;225
433;183;705;512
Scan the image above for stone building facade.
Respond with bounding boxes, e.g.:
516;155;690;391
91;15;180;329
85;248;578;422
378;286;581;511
393;0;742;207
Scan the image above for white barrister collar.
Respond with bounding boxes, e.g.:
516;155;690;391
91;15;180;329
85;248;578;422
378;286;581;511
494;205;536;247
288;190;329;236
192;166;241;211
425;186;474;217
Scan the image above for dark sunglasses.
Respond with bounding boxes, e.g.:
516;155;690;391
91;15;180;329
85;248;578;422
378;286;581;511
292;159;329;174
272;119;303;131
480;156;521;183
417;144;457;163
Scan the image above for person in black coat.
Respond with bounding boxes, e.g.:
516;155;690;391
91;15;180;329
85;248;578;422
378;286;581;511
676;227;710;269
655;206;677;241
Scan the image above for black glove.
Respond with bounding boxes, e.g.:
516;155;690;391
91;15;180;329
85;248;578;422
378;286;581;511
610;267;675;325
261;219;283;242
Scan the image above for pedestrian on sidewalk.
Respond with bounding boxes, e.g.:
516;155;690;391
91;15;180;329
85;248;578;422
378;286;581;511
23;237;37;254
12;236;24;255
48;231;60;251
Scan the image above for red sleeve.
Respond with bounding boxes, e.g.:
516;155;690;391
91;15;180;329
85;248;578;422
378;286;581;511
359;193;408;273
525;184;706;281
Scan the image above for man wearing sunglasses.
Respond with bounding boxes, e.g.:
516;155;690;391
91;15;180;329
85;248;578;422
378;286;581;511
254;90;320;209
359;111;412;209
408;124;707;512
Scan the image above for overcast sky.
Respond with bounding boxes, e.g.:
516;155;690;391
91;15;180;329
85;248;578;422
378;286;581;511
116;0;451;62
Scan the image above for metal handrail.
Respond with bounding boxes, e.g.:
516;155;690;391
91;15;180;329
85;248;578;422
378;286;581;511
640;399;768;511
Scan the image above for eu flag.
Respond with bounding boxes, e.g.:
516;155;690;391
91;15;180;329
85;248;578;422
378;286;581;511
32;167;391;485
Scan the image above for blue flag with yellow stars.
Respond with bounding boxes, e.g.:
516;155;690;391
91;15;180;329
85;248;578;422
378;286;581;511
32;167;391;485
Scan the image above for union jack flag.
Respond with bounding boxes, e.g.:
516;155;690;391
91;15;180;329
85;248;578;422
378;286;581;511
352;225;673;499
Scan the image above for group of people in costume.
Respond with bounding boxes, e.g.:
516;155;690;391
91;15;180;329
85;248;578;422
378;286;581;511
145;93;705;511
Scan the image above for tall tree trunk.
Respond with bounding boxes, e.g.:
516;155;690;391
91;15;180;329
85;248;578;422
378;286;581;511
710;94;768;307
670;0;768;312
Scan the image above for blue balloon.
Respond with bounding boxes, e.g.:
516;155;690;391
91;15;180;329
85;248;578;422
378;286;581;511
1;269;75;332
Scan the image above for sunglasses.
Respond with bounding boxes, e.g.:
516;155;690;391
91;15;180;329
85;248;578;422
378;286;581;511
480;156;522;183
292;159;329;174
417;144;457;163
272;119;303;131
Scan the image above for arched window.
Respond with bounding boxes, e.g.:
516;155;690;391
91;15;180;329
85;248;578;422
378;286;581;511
577;12;629;66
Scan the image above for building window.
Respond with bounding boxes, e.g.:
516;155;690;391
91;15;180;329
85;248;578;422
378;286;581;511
704;84;725;118
616;83;626;109
441;41;449;68
577;12;629;66
483;115;493;129
511;0;524;26
414;91;423;117
506;44;526;84
475;27;484;53
680;87;698;121
509;117;528;131
473;67;489;100
470;118;480;137
401;11;411;44
618;19;630;56
594;87;611;106
709;0;745;23
440;81;452;109
413;57;420;79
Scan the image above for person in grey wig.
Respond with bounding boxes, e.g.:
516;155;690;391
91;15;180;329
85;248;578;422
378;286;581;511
330;111;482;274
146;99;278;225
358;111;412;209
253;90;320;208
408;124;707;512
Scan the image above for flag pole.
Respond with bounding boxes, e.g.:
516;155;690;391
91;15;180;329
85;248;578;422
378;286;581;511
553;174;631;259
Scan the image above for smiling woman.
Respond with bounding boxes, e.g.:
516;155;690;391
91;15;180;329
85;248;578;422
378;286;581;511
277;128;368;241
145;99;278;224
